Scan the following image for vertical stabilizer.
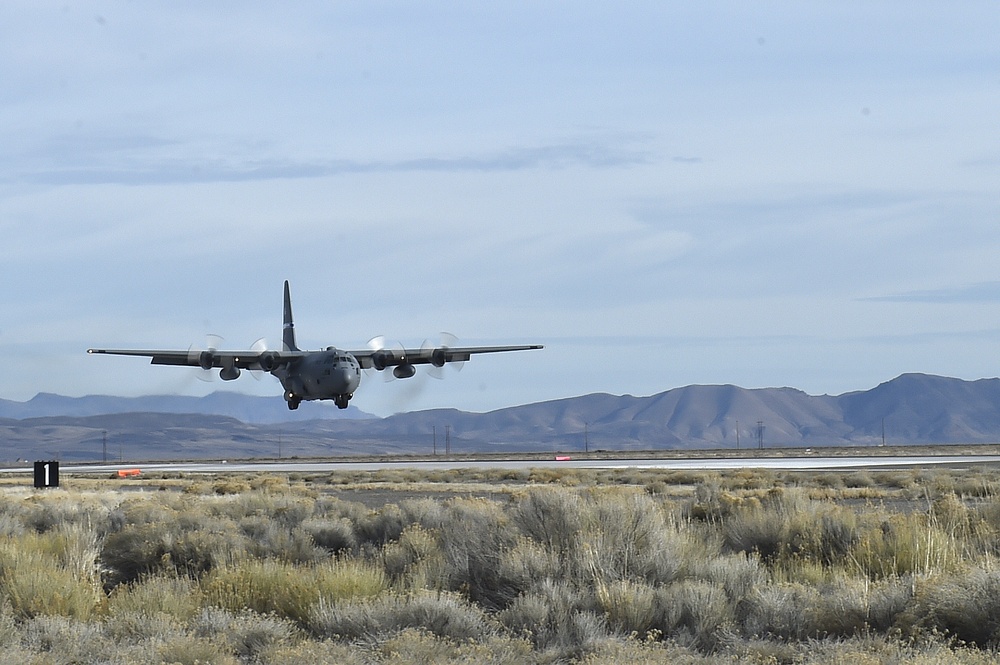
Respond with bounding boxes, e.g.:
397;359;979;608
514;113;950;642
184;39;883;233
282;280;299;352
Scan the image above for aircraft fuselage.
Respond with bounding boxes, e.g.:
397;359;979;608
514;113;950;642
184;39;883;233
274;347;361;410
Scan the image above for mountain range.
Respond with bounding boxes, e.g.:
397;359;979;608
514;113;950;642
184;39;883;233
1;373;999;462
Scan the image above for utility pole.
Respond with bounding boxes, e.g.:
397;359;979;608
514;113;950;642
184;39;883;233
433;426;437;455
584;423;589;453
445;425;451;455
736;420;740;450
756;421;765;450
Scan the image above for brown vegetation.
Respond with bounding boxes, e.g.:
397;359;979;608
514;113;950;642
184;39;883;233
0;465;998;662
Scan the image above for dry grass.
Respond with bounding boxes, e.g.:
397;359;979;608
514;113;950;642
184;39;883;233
0;465;998;662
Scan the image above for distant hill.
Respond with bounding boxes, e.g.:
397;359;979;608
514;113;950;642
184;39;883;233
0;392;371;423
1;374;999;463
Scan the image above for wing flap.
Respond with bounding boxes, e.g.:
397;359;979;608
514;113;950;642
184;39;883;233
88;348;304;370
350;344;542;369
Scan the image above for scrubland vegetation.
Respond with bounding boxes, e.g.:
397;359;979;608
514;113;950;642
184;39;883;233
1;465;1000;663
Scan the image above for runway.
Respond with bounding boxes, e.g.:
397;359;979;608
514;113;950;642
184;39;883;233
5;454;1000;476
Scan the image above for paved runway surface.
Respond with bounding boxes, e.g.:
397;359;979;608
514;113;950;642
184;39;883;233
5;454;1000;475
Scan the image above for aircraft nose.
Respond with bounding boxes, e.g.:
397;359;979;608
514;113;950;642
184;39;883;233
333;367;359;391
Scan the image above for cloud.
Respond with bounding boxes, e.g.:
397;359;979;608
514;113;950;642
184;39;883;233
863;282;1000;304
6;137;654;187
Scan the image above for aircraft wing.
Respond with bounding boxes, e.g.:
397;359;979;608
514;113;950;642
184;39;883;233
349;344;543;370
86;348;304;370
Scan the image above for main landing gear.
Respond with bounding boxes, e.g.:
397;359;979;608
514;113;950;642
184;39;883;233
285;393;352;410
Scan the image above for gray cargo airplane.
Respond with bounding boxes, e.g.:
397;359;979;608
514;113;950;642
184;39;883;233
88;281;542;410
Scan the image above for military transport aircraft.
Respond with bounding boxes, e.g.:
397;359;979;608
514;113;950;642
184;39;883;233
88;281;543;410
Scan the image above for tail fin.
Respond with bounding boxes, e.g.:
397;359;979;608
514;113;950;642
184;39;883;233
282;280;299;352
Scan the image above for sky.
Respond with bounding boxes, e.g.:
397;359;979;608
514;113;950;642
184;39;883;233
1;2;999;417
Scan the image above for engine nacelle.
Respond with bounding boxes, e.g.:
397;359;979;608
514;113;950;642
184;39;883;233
431;348;447;368
372;349;398;371
220;366;241;381
258;351;281;372
198;351;215;371
393;363;416;379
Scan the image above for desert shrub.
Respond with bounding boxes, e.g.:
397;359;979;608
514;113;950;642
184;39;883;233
382;524;441;584
13;522;101;577
723;469;778;491
722;490;860;567
749;576;913;640
527;467;576;485
843;470;876;488
0;531;102;620
156;634;238;665
807;472;846;490
438;498;520;609
816;509;862;563
313;496;369;524
17;493;118;535
375;629;535;665
101;520;244;587
264;495;315;529
354;503;407;545
654;580;734;652
497;536;562;596
398;498;448;531
5;562;101;621
721;500;786;560
498;579;607;658
738;581;816;640
597;579;658;637
932;492;972;535
851;512;964;579
239;518;326;563
106;574;202;639
302;516;357;553
662;470;717;486
309;591;495;643
809;576;913;637
687;553;765;602
209;491;312;529
257;639;369;665
193;606;298;660
212;477;251;495
510;487;585;557
871;470;918;490
644;479;671;496
19;615;114;663
802;637;1000;665
685;481;748;522
100;495;253;588
0;602;18;648
900;567;1000;646
203;557;387;625
929;471;961;496
0;513;24;539
577;491;683;586
953;474;997;499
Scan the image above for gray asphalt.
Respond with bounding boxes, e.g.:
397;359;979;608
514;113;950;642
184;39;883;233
4;454;1000;475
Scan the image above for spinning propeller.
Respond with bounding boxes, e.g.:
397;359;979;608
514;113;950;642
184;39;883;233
188;334;225;382
422;332;465;379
